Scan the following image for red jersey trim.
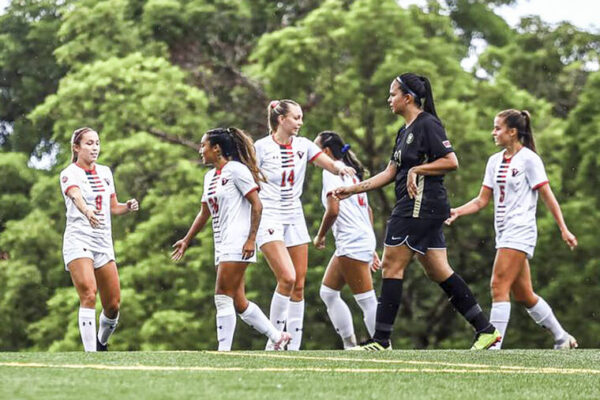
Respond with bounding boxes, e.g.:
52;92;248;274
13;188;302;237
309;151;323;163
74;162;97;174
271;134;293;148
64;185;79;196
532;181;549;191
244;186;260;197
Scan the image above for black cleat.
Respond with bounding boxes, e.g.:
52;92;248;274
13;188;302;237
96;338;108;352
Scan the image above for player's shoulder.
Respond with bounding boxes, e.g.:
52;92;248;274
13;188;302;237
519;147;542;163
254;135;272;148
95;163;112;175
60;163;78;176
488;150;505;164
415;112;443;129
227;160;249;173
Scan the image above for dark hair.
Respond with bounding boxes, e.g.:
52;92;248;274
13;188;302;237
71;127;96;162
267;99;300;133
206;127;265;184
496;109;537;153
316;131;366;180
395;73;438;118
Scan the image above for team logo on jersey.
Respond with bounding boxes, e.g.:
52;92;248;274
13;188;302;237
222;178;229;185
62;176;68;183
512;168;519;177
297;151;305;159
268;228;274;235
406;133;414;144
442;140;452;148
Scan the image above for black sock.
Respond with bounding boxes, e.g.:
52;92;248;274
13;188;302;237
373;278;403;342
439;273;494;334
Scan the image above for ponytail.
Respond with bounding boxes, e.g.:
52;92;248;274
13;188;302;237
496;109;537;153
316;131;366;180
206;127;265;184
70;127;95;162
267;99;300;133
396;73;438;118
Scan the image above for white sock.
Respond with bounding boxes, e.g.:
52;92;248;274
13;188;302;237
214;295;236;351
353;290;377;338
78;307;97;352
287;300;304;351
239;301;280;343
269;291;290;332
526;296;567;341
489;302;511;350
320;285;355;347
97;311;119;346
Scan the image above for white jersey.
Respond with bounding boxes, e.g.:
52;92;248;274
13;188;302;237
201;161;259;259
255;134;322;224
321;170;376;257
482;147;548;247
60;163;116;254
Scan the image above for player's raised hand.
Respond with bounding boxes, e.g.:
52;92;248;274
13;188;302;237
171;239;189;261
126;198;139;212
445;208;459;226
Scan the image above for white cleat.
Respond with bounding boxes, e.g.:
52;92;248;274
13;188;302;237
273;332;291;351
554;334;578;349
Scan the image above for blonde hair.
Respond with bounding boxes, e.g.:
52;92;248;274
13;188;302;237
267;99;300;133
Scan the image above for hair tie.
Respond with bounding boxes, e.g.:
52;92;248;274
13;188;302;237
270;100;280;109
341;144;351;154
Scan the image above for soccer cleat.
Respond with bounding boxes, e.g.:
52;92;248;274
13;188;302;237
96;338;108;352
273;332;291;351
349;338;391;351
554;334;578;350
471;329;502;350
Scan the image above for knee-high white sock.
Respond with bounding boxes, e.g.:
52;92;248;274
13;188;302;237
320;285;355;348
526;296;567;341
286;300;304;351
269;291;290;332
239;301;280;343
353;290;377;338
98;311;119;346
214;295;236;351
78;307;97;352
489;302;511;350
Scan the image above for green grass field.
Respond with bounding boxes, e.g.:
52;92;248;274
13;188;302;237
1;350;599;400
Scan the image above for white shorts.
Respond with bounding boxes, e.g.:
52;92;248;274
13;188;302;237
334;248;374;264
215;249;257;265
256;220;310;249
496;241;535;259
63;247;115;271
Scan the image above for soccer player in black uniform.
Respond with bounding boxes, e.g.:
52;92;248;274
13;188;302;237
335;73;501;350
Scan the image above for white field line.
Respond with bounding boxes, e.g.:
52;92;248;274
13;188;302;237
0;361;598;375
206;351;600;375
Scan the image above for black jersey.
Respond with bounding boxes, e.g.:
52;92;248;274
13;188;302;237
389;112;454;219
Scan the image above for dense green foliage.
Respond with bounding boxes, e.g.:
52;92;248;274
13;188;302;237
0;0;598;351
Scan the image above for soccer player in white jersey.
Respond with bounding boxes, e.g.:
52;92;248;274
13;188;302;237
446;109;578;349
60;127;139;352
172;127;291;351
312;131;380;349
255;99;355;350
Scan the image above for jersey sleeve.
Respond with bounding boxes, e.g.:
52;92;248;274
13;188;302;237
425;118;454;159
60;167;79;196
482;156;496;189
307;138;323;162
201;170;212;203
233;163;259;196
322;170;338;197
107;168;117;199
526;153;549;190
254;140;265;167
390;130;402;162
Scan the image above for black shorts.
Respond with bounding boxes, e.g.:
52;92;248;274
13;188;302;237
384;216;446;255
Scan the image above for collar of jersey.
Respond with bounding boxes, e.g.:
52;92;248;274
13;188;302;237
271;133;293;149
74;162;97;174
